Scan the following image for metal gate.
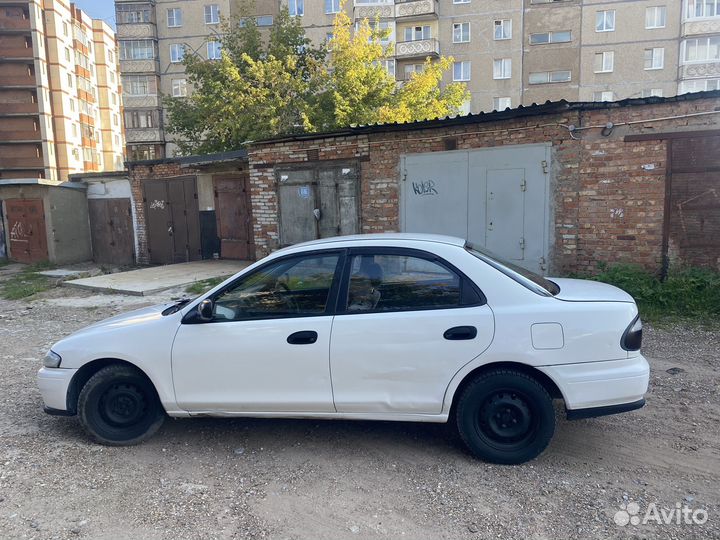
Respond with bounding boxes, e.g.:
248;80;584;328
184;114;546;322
213;174;254;259
277;163;360;247
143;177;201;264
401;144;550;273
4;198;48;263
667;135;720;269
88;198;135;266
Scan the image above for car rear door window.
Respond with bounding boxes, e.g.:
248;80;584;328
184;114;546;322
344;253;473;313
213;253;340;320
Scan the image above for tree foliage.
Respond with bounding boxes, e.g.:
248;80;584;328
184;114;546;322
165;0;469;155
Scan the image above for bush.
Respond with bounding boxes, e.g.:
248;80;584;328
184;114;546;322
591;264;720;321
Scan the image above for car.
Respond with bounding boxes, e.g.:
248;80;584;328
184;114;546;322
37;234;648;464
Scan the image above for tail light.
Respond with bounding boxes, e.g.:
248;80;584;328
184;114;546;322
621;315;643;351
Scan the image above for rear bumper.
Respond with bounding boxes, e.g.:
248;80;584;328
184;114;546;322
566;398;645;420
538;354;649;412
37;367;77;413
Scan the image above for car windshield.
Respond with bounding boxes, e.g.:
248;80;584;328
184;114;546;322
465;243;560;296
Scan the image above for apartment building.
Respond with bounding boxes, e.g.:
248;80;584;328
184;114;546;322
115;0;720;157
0;0;124;181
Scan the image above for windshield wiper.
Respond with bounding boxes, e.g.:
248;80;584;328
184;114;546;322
162;297;192;315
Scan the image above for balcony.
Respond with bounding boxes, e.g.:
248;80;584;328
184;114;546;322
395;0;438;20
0;17;31;32
0;130;41;142
119;58;159;74
355;3;394;20
122;95;160;108
0;75;36;87
395;38;439;59
682;18;720;37
125;127;163;143
0;102;39;115
680;61;720;80
0;156;45;169
0;47;33;60
116;22;156;39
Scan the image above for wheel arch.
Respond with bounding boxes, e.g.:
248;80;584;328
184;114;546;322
444;361;566;417
65;358;162;415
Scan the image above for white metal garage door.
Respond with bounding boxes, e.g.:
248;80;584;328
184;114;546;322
400;144;550;274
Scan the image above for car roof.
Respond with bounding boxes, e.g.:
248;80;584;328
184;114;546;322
288;233;467;250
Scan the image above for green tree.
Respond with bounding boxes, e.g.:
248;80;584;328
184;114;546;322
164;0;469;155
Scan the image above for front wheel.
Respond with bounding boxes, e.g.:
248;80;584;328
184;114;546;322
77;364;165;446
455;369;555;464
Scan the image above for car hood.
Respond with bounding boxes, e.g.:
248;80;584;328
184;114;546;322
550;278;635;303
67;304;171;337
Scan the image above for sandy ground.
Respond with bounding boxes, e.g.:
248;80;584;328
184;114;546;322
0;284;718;540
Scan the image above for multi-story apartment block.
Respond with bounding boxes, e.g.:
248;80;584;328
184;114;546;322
0;0;124;181
115;0;720;158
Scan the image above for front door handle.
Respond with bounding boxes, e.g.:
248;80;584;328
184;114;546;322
287;330;318;345
443;326;477;341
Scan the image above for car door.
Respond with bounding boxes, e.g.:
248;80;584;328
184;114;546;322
172;250;343;413
329;248;494;414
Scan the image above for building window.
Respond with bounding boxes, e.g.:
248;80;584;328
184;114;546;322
288;0;304;17
493;97;511;110
62;22;68;36
493;58;511;79
453;60;471;81
493;19;511;40
453;22;470;43
403;63;424;80
204;4;220;24
645;6;666;29
129;145;158;161
65;48;71;61
125;110;155;128
167;8;182;27
119;39;155;60
404;25;431;41
67;72;73;87
116;3;152;24
325;0;340;14
69;98;75;111
594;51;614;73
679;78;720;93
172;78;187;97
686;0;720;19
641;88;663;97
595;10;615;32
529;70;571;84
170;43;184;63
122;75;157;95
529;30;571;44
682;37;720;63
382;59;395;77
644;47;664;69
112;93;116;104
108;50;114;63
207;40;222;60
593;91;614;102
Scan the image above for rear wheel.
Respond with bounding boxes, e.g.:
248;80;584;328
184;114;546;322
455;369;555;464
77;364;165;446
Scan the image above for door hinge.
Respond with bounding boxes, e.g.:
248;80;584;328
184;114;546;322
519;237;526;250
541;160;548;174
520;178;527;192
402;169;407;182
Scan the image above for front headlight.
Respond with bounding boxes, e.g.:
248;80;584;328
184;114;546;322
43;350;62;368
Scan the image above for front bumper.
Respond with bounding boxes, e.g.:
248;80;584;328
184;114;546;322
37;367;77;413
538;354;649;413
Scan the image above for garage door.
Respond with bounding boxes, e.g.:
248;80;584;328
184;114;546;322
401;144;550;273
88;198;135;266
4;198;48;263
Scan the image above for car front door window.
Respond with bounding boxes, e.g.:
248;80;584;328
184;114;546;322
213;254;340;321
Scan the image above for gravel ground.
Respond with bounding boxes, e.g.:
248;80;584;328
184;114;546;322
0;283;718;540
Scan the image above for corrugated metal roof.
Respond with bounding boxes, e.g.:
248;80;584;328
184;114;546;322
252;90;720;146
126;148;248;167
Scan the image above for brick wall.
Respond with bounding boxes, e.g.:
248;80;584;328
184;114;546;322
249;95;720;274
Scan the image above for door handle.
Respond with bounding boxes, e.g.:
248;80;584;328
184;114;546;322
287;330;318;345
443;326;477;341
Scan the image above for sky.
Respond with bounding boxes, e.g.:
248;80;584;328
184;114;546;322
72;0;116;28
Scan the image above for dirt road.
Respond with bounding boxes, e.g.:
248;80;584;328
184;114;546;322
0;287;718;540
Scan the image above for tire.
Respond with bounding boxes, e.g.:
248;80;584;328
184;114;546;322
77;364;165;446
455;369;555;464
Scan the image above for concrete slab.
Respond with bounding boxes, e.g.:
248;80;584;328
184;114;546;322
38;269;87;279
63;260;250;296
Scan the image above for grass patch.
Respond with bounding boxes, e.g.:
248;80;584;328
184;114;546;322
1;270;53;300
590;263;720;325
185;275;231;295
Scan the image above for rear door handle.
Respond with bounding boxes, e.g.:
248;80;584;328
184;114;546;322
443;326;477;341
287;330;318;345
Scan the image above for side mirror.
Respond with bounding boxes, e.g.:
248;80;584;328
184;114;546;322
197;299;214;321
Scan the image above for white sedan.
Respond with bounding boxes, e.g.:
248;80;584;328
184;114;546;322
38;234;648;464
